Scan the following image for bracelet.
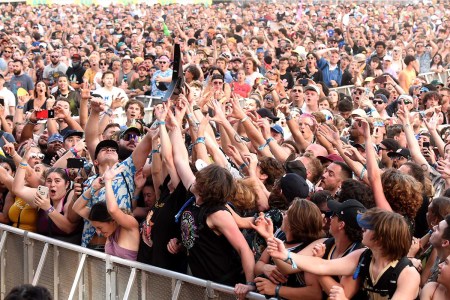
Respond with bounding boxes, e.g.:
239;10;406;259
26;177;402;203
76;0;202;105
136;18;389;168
90;186;97;196
16;105;24;109
285;114;292;121
239;163;248;171
194;136;206;145
81;193;90;201
257;137;274;151
275;284;281;299
155;120;166;126
70;147;79;157
11;152;19;158
359;166;366;180
283;250;298;269
105;108;113;117
46;206;55;214
246;281;256;287
19;162;28;168
187;113;193;119
151;149;160;154
240;116;249;123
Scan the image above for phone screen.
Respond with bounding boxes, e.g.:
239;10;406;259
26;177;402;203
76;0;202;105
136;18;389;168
36;110;55;120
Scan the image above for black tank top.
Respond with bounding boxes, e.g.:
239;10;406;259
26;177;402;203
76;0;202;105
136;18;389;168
180;203;242;286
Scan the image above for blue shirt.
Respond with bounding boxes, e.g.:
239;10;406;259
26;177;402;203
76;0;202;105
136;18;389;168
151;69;173;98
317;58;342;88
80;156;136;247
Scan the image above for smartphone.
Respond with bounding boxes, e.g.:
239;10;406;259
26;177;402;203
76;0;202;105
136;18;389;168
36;109;55;120
208;107;215;118
422;142;430;149
37;185;49;199
297;78;307;86
67;158;84;169
0;98;4;106
90;93;103;98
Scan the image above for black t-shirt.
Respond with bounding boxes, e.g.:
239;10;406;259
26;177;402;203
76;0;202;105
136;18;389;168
66;66;86;85
280;71;294;90
137;176;188;273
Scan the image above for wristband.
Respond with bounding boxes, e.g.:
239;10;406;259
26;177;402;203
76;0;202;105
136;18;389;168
70;147;79;157
105;108;113;117
11;152;19;158
46;206;55;214
151;149;160;154
81;193;90;201
283;250;298;269
359;166;366;180
275;284;281;299
246;281;256;287
240;116;249;123
194;136;206;145
19;162;28;168
16;105;24;109
239;163;248;171
155;120;166;126
90;186;97;196
285;114;292;121
257;137;274;151
187;113;193;119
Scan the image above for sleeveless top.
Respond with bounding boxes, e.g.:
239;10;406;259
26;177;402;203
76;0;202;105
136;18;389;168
322;238;365;300
36;191;83;244
353;249;414;300
105;227;138;261
180;202;242;286
118;70;135;86
8;197;38;232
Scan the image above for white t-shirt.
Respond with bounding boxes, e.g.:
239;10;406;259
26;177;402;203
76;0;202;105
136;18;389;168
0;87;16;116
94;86;129;125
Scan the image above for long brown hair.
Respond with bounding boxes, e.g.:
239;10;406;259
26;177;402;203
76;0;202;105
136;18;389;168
287;198;324;242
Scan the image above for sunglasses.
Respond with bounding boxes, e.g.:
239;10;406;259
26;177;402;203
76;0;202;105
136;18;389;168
352;89;364;95
159;61;168;65
122;133;140;142
307;56;315;59
100;62;108;66
51;56;59;59
30;153;45;160
372;100;384;105
3;51;11;53
403;100;412;105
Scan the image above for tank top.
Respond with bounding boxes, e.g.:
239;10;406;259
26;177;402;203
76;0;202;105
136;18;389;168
180;203;242;286
8;197;38;232
105;227;138;261
118;70;135;86
36;191;83;244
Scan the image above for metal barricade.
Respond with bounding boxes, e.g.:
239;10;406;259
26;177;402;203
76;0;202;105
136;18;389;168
0;224;267;300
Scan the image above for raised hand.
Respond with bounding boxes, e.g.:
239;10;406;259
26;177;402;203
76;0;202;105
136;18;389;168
250;212;274;240
2;136;17;157
111;96;124;110
134;168;146;190
266;237;288;261
329;286;349;300
34;190;51;211
103;164;125;182
90;98;105;114
312;243;326;257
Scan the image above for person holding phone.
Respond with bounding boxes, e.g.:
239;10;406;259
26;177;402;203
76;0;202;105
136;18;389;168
0;74;16;116
11;146;82;243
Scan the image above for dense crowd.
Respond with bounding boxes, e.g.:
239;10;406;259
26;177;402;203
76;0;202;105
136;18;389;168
1;1;450;299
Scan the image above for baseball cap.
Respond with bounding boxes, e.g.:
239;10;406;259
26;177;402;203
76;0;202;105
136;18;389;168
356;213;374;230
284;159;307;180
48;133;64;144
317;153;345;164
257;108;280;122
120;126;141;139
387;148;411;159
122;55;132;62
94;140;119;159
303;85;320;94
351;108;367;118
271;124;284;136
374;94;388;103
63;130;83;142
71;54;81;61
280;173;310;202
327;199;367;229
383;55;393;61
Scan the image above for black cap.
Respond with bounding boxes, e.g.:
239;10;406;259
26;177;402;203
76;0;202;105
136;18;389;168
284;159;307;180
380;138;399;152
256;108;279;122
280;173;309;202
119;126;141;139
94;140;119;159
327;199;367;229
387;148;410;159
63;130;84;141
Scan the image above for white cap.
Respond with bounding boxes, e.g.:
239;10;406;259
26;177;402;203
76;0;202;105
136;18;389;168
383;55;393;61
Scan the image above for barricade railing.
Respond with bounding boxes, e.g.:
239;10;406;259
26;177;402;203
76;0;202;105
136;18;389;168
0;224;268;300
331;69;450;96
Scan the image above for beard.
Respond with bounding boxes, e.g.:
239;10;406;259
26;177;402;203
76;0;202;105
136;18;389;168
13;70;21;76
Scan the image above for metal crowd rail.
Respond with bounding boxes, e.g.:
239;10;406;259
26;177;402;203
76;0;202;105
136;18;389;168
0;224;268;300
331;69;450;96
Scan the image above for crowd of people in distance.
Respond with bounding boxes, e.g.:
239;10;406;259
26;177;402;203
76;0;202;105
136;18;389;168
2;1;450;299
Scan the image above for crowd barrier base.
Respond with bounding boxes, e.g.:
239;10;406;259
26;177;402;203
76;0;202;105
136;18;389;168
331;69;450;96
0;224;268;300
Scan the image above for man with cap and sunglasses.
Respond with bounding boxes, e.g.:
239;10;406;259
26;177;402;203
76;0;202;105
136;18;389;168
314;199;367;299
74;98;154;249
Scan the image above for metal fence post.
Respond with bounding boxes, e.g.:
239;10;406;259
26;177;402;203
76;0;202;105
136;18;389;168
23;231;34;284
0;231;8;299
53;245;59;300
105;255;117;300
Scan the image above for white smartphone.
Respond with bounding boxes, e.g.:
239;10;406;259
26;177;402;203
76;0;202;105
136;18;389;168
37;185;49;199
